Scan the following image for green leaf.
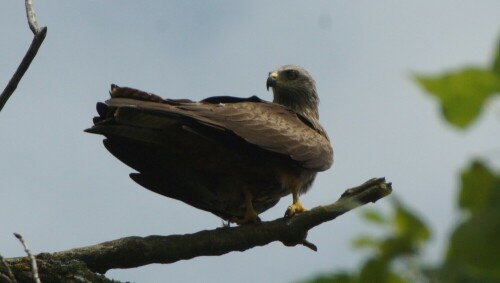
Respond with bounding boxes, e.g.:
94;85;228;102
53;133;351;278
393;199;430;243
459;160;500;213
492;37;500;74
352;235;380;250
359;258;406;283
360;209;388;225
320;273;354;283
441;161;500;282
414;68;500;128
359;258;389;283
446;212;500;281
299;272;355;283
379;236;416;259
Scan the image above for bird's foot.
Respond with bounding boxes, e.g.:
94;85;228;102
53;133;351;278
230;190;261;225
230;213;261;225
285;201;307;218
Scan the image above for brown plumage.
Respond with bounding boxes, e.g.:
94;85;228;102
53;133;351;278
85;65;333;223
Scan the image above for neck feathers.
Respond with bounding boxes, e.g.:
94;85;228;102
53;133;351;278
273;87;320;122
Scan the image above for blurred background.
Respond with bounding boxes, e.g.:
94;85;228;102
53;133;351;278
2;1;500;282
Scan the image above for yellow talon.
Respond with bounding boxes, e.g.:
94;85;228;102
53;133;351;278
230;191;261;225
285;191;307;217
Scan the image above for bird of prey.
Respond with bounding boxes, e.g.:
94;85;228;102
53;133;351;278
85;65;333;224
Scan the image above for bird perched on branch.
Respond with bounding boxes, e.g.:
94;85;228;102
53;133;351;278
85;65;333;224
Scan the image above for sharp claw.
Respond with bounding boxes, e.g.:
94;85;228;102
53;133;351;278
284;201;307;218
284;207;293;218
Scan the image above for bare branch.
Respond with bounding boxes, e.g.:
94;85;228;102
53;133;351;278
0;0;47;113
25;0;41;34
51;178;391;274
0;254;17;283
13;234;40;283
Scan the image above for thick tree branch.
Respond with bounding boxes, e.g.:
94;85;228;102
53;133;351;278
49;177;391;274
2;178;391;282
0;0;47;112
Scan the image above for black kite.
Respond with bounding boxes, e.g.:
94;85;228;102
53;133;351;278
85;65;333;224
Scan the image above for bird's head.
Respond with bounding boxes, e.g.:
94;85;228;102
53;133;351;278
266;65;319;120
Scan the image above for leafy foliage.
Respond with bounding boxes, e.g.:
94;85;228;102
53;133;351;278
414;39;500;129
302;162;500;283
493;37;500;75
301;199;430;283
302;35;500;283
433;161;500;283
459;160;500;213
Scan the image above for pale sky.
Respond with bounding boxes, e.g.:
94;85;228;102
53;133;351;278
2;1;500;283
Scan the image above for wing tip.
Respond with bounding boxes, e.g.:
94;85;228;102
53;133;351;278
110;84;119;96
109;84;164;103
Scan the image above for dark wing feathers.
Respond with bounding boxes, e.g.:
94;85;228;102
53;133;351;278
88;87;332;171
200;95;263;104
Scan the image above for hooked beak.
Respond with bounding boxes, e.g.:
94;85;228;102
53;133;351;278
266;72;278;91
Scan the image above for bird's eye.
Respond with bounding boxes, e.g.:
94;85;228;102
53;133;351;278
286;70;298;80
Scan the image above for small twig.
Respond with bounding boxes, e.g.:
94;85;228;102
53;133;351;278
25;0;41;34
0;253;17;283
14;233;41;283
0;0;47;112
300;239;318;251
